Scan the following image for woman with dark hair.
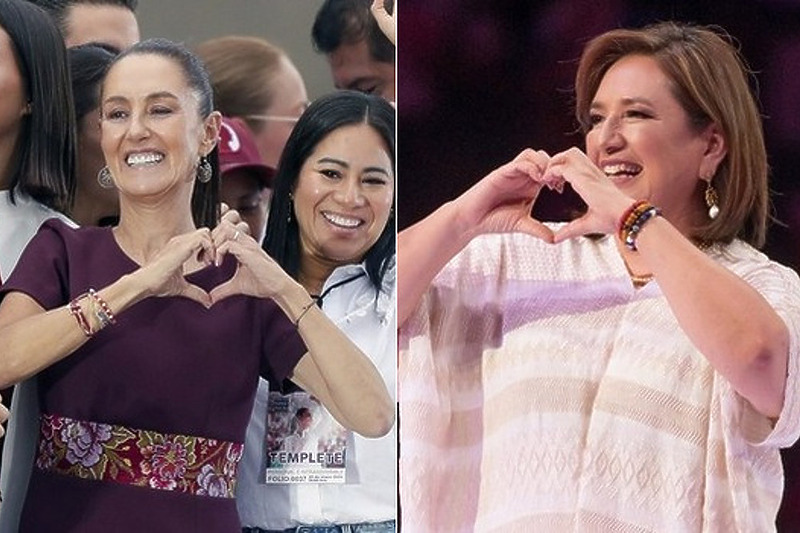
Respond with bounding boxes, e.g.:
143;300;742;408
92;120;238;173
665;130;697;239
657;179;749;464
0;0;76;529
0;0;75;272
0;40;392;532
399;22;800;531
236;91;396;532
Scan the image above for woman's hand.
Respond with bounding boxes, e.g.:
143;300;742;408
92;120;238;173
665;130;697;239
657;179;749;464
398;148;556;327
134;229;215;306
209;231;297;304
456;148;557;242
542;147;635;242
219;203;251;238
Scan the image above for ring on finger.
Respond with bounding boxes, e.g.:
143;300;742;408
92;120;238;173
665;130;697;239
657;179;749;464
233;230;240;241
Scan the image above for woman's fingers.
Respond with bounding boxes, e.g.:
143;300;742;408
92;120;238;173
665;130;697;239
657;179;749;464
178;281;213;308
553;215;596;243
516;217;556;243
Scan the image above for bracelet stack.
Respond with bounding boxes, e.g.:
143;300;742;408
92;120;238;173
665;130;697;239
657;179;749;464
618;200;661;251
68;289;117;337
88;288;117;328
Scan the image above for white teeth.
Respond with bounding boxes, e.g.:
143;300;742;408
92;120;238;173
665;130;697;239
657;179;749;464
323;212;361;228
602;163;641;177
126;152;164;167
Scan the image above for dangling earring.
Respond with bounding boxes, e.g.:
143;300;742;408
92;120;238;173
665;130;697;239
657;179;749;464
287;193;294;224
704;180;719;220
97;166;114;189
196;156;212;183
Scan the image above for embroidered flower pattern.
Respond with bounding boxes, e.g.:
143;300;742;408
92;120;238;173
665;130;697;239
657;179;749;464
61;419;112;468
36;413;242;498
141;439;191;490
197;463;229;497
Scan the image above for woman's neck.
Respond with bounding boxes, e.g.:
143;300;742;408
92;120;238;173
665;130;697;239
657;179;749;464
114;200;196;264
298;251;346;296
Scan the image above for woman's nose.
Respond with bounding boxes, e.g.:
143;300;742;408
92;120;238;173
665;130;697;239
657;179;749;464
126;112;150;139
335;178;366;206
597;116;624;154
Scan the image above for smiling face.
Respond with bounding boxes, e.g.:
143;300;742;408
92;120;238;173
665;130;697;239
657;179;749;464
586;54;725;233
292;123;393;270
100;53;215;207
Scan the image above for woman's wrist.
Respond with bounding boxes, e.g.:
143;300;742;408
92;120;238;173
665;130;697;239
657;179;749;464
271;279;316;323
448;198;483;246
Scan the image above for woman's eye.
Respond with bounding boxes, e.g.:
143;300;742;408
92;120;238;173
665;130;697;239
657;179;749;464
363;176;388;186
320;169;341;180
105;109;128;121
151;106;173;116
625;109;650;119
588;114;604;128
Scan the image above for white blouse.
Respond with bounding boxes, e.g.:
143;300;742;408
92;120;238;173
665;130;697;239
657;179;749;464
400;230;800;532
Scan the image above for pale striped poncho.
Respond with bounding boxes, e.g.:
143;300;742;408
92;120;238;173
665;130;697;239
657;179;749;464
399;230;800;532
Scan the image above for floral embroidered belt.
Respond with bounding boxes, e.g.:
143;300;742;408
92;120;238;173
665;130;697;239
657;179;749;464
35;413;243;498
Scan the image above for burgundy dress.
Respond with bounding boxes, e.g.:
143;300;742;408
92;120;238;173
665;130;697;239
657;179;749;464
0;219;307;532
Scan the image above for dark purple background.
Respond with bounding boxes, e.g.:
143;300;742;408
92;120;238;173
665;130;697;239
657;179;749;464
398;0;800;528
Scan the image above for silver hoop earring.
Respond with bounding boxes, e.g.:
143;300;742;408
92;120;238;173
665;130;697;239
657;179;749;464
197;156;212;183
97;166;114;189
704;180;719;220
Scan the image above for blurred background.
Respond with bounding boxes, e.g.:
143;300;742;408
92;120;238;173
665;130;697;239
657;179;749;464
137;0;332;99
397;0;800;528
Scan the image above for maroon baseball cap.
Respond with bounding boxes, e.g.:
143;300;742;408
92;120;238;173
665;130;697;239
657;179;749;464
218;117;275;187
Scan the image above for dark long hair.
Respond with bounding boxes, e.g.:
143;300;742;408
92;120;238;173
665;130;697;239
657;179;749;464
263;91;396;293
1;0;75;212
104;38;220;228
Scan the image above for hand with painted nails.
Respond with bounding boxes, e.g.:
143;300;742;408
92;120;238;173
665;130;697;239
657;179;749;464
542;147;635;243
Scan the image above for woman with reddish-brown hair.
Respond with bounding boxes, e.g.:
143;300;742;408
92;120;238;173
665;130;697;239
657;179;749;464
399;21;800;532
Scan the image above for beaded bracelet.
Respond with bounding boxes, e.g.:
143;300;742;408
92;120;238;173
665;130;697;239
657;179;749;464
617;200;650;240
68;294;93;337
620;202;661;251
88;288;117;328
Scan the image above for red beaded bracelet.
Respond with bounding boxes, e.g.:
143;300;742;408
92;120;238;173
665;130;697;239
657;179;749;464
68;294;93;337
88;288;117;327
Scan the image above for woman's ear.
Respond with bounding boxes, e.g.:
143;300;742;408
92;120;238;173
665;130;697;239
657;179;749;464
698;123;727;180
201;111;222;156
